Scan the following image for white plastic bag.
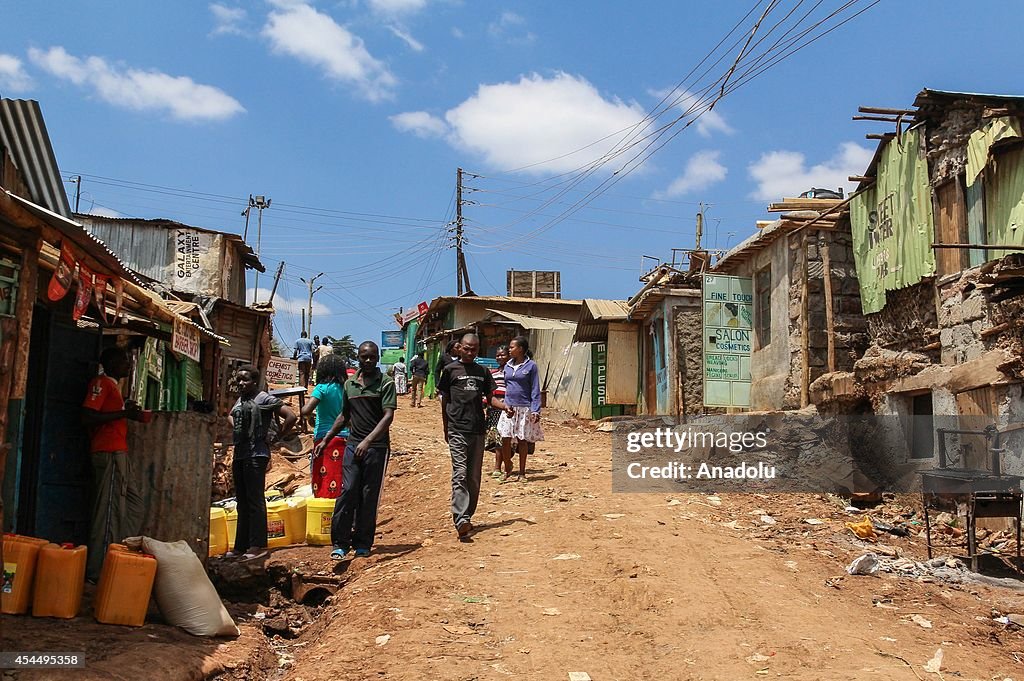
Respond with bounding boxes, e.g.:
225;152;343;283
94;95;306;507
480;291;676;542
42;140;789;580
846;552;880;576
125;536;239;637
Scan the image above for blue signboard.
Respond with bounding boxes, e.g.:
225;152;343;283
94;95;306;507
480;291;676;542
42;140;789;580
381;330;404;349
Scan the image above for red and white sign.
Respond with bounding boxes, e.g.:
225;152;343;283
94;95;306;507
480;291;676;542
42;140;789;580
265;356;299;386
399;301;429;325
172;316;201;362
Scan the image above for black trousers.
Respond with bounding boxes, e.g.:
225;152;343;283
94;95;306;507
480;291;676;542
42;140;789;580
233;456;269;552
331;444;388;550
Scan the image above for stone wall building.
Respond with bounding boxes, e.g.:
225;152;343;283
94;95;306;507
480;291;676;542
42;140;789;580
715;199;866;411
830;89;1024;476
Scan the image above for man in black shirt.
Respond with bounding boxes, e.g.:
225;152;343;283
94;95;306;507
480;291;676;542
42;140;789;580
438;333;506;541
409;352;429;408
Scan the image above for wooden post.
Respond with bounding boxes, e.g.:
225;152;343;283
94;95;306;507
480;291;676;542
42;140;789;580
820;231;836;373
0;234;40;535
800;231;810;408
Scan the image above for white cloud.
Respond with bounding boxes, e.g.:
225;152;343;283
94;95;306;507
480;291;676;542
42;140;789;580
247;287;332;316
488;11;536;45
451;26;464;39
653;88;733;138
654;150;727;198
262;3;396;102
391;72;645;174
27;47;244;121
0;54;33;92
389;111;446;138
368;0;427;15
210;3;246;36
748;142;874;201
387;25;424;52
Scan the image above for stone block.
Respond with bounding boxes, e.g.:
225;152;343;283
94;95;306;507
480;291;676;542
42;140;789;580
940;327;953;347
965;343;985;362
953;324;974;347
961;295;985;322
941;349;957;364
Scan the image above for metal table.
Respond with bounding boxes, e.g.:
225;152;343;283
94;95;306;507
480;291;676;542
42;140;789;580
920;468;1022;571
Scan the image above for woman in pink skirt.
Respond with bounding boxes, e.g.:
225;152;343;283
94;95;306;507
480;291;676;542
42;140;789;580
497;336;543;481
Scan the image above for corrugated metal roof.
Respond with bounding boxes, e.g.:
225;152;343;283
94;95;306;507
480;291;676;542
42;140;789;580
914;88;1024;107
485;308;575;330
77;215;265;272
573;298;633;343
584;299;630;321
0;99;72;218
7;191;144;286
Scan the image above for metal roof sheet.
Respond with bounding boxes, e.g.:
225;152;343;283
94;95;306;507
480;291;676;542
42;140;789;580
584;299;630;321
485;308;575;330
0;99;71;218
76;215;265;272
7;191;144;286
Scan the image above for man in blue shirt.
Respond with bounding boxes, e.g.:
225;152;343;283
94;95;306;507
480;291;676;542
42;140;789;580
293;331;315;387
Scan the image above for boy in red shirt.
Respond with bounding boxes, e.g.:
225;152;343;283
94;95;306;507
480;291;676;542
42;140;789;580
82;346;146;580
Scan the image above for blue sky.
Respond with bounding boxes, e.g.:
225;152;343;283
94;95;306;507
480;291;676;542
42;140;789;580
1;1;1020;350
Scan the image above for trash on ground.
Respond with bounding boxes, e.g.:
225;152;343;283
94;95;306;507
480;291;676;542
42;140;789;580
846;553;880;576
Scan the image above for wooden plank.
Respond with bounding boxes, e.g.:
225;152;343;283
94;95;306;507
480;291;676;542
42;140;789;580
853;115;906;122
948;350;1013;393
820;232;836;372
934;180;967;276
606;322;638;404
800;231;810;408
858;106;916;115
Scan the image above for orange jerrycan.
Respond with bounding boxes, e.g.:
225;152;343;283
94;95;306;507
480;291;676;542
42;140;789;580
32;543;87;618
2;533;47;615
94;543;157;626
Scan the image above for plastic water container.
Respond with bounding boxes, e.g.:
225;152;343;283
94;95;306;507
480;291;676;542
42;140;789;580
266;500;290;548
225;507;237;548
2;534;47;615
94;544;157;627
305;497;335;545
32;543;86;619
209;508;228;557
282;497;307;544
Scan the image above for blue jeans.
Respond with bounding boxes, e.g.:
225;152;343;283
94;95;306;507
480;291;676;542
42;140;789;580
331;443;389;550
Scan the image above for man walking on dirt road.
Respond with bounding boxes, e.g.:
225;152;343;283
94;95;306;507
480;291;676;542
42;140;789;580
438;333;506;541
316;340;396;560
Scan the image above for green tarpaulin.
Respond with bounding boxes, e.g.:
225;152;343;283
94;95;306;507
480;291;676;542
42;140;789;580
850;127;936;314
967;116;1022;187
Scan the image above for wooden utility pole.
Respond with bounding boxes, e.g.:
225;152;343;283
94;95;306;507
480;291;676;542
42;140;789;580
455;167;472;295
301;272;324;337
267;261;285;306
695;203;704;250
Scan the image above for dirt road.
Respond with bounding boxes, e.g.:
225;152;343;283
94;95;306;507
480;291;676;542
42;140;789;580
270;403;1024;681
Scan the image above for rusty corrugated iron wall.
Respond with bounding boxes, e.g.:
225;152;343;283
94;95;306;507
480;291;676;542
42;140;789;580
126;411;216;560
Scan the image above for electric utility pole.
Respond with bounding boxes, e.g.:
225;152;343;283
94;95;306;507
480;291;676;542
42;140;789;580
455;167;472;295
250;195;271;304
695;202;706;250
71;175;82;213
301;272;324;337
267;261;285;306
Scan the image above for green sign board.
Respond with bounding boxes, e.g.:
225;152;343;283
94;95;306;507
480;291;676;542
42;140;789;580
381;348;404;365
591;342;608;408
703;274;752;407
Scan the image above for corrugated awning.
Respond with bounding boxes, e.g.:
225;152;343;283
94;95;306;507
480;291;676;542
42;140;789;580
486;308;575;330
5;191;228;344
572;299;631;342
